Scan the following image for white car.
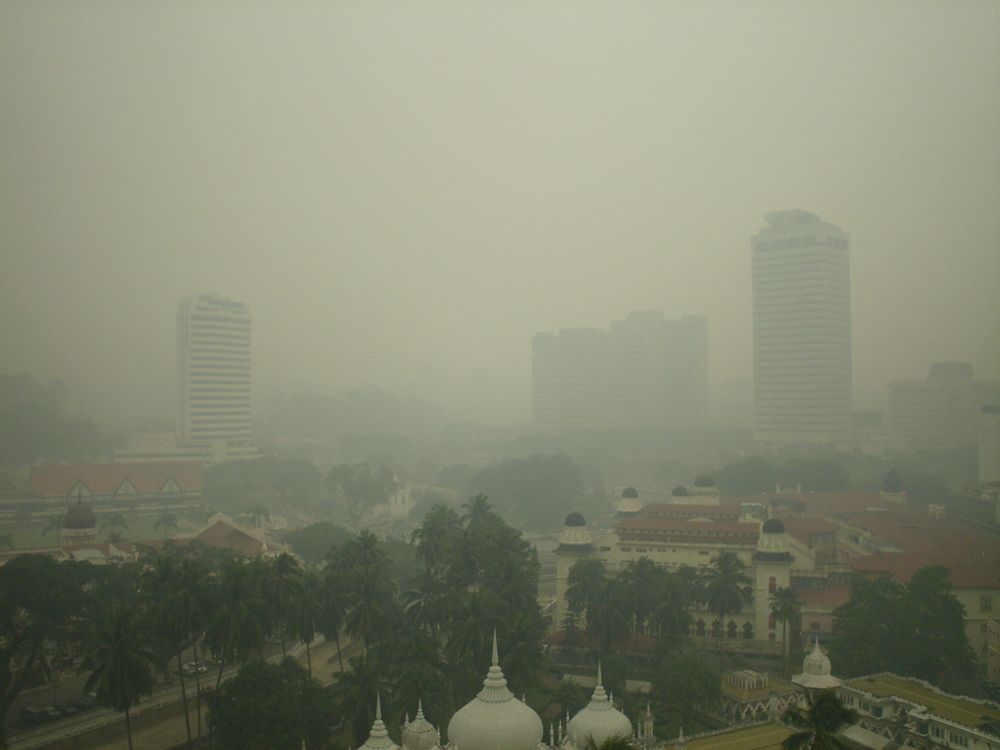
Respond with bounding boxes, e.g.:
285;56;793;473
181;661;209;675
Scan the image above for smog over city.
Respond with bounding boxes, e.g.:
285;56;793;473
0;3;999;750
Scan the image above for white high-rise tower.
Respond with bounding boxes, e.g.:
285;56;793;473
177;294;257;462
752;210;851;444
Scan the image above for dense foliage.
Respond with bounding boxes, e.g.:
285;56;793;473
829;567;976;692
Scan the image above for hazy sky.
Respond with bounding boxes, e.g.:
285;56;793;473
2;1;998;425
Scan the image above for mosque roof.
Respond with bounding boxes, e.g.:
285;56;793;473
565;663;632;747
621;487;639;499
791;639;841;690
564;512;586;527
401;701;439;750
447;633;543;750
844;674;1000;727
360;695;400;750
30;461;203;497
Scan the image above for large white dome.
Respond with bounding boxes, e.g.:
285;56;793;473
565;665;632;747
447;636;543;750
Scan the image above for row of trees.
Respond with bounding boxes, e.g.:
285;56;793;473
565;552;803;657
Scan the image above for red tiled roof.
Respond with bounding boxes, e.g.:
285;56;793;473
798;586;851;609
641;503;740;519
30;462;204;497
194;521;264;556
849;551;1000;590
782;516;840;545
725;492;889;516
616;517;759;545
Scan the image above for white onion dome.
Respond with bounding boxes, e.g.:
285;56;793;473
446;633;543;750
565;664;632;747
402;701;439;750
615;487;642;517
753;518;792;562
559;512;592;550
360;694;400;750
791;638;842;690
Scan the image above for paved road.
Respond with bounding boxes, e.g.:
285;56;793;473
8;637;357;750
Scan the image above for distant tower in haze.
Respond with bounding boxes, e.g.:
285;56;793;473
177;294;257;463
752;210;851;444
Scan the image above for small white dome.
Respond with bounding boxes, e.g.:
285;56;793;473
803;638;832;676
360;695;400;750
402;701;439;750
791;638;842;690
565;664;632;746
447;634;543;750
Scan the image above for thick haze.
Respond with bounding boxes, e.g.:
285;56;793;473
2;1;998;426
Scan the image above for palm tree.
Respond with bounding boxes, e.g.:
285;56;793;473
83;605;158;750
266;553;303;658
566;558;606;616
154;513;179;538
619;557;662;636
585;581;629;655
338;531;394;653
319;566;348;672
770;587;803;666
651;571;694;641
143;553;194;749
173;558;215;740
204;560;266;691
781;690;857;750
330;654;392;746
703;552;750;650
410;504;461;574
287;570;324;676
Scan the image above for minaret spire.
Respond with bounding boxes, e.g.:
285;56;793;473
491;629;499;666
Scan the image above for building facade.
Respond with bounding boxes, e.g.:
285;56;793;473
889;363;1000;452
532;312;707;432
177;294;259;462
980;406;1000;485
752;210;851;445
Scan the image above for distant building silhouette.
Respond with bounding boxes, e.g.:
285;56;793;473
531;311;707;431
889;362;1000;451
752;210;851;445
176;294;260;462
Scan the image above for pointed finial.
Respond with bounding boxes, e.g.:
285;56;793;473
596;659;603;686
491;628;499;666
376;691;382;720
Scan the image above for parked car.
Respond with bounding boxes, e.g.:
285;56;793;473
70;694;98;712
181;661;209;675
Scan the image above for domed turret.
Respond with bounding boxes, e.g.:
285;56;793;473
754;517;792;561
401;700;439;750
615;487;641;517
447;633;543;750
61;497;97;544
565;663;632;748
559;512;592;551
671;485;689;497
791;638;842;690
689;475;721;504
360;694;400;750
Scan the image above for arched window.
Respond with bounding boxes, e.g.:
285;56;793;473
768;576;777;593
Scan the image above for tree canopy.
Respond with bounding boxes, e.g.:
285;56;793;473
829;567;975;692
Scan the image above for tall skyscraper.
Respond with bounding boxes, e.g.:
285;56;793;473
752;210;851;444
177;294;256;462
531;312;708;431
